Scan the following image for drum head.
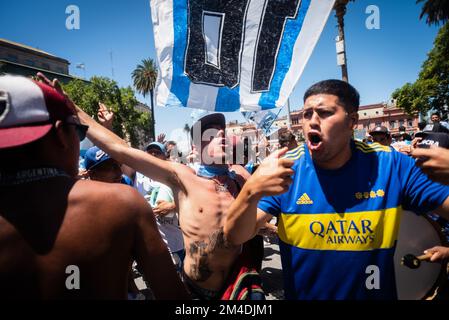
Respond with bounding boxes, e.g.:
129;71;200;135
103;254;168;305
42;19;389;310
394;210;445;300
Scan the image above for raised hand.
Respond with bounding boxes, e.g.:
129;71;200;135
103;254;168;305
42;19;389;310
247;147;295;198
157;133;166;144
97;102;114;130
35;72;75;109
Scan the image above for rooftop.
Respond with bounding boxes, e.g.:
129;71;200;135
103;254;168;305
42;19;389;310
0;38;70;64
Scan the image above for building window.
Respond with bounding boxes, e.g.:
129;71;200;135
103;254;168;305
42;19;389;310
7;54;18;63
390;121;396;129
408;119;413;127
375;122;381;127
56;67;65;74
399;120;404;127
376;111;379;115
42;63;50;70
24;59;35;67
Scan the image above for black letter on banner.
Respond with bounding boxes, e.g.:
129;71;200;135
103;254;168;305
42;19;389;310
252;0;302;92
185;0;249;88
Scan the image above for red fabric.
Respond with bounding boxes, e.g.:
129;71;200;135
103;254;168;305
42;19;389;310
221;237;264;300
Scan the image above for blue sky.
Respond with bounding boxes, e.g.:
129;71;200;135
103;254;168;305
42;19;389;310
0;0;440;139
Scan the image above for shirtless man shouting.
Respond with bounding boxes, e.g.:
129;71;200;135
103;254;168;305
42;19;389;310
66;79;292;299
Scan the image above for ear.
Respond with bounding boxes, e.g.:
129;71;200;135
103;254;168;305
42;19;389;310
53;120;71;150
349;112;359;129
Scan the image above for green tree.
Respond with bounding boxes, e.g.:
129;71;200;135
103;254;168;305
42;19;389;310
132;58;158;140
417;0;449;26
63;77;153;148
392;23;449;118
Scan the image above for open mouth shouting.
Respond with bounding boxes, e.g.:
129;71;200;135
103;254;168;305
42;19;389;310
307;131;323;151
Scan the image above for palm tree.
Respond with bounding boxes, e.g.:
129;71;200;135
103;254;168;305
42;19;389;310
417;0;449;25
334;0;355;82
132;58;158;141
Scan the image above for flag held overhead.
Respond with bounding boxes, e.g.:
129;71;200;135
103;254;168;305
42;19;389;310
151;0;335;112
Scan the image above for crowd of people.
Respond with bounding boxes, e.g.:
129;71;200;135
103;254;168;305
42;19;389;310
1;74;449;300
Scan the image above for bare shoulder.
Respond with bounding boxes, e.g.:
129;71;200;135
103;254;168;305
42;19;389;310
170;162;197;187
70;179;150;222
172;161;196;175
230;165;250;180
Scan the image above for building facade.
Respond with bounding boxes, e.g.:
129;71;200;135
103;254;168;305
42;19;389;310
227;102;419;145
0;38;79;83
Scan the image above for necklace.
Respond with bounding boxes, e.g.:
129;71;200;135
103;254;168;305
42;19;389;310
0;168;70;186
211;177;229;193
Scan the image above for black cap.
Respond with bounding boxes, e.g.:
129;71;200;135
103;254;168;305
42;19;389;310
190;113;226;139
369;126;389;135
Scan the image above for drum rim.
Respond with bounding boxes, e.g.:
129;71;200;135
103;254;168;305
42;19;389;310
419;214;448;300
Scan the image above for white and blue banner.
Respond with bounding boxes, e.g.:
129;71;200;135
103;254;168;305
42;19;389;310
151;0;335;112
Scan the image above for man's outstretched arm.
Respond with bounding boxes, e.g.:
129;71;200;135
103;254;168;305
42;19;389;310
36;73;180;188
224;148;294;245
76;105;181;188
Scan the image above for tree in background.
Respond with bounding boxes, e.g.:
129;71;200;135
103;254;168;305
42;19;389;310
132;58;158;141
63;77;153;148
392;22;449;119
417;0;449;26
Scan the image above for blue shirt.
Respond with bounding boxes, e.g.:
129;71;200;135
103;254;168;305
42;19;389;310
258;141;449;300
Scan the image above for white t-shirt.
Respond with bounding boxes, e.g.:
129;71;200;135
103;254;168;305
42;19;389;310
134;172;184;253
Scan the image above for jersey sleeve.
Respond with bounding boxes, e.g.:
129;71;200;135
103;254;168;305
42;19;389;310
258;194;282;217
395;151;449;214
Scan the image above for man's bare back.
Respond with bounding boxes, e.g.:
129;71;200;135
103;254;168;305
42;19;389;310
0;177;187;299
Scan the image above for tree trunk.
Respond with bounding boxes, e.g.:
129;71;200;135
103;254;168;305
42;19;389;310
150;89;156;142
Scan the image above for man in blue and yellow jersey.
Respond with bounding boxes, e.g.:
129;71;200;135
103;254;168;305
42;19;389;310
224;80;449;300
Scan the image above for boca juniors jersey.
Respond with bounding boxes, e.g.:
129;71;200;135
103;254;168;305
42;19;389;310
258;141;449;300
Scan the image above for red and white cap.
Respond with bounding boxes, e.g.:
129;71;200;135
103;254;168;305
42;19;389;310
0;75;76;149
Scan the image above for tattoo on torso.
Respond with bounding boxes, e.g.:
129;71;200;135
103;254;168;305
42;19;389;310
188;227;236;282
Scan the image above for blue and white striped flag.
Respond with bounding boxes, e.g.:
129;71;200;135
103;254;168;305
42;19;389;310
151;0;335;112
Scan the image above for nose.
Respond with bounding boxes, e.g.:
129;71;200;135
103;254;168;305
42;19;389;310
307;110;321;129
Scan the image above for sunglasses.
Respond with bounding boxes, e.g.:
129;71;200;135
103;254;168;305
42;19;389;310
65;121;89;141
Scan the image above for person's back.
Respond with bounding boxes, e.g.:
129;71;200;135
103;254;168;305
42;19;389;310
0;179;155;299
0;74;188;299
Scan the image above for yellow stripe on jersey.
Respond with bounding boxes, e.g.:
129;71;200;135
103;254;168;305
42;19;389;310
277;207;402;251
285;146;305;160
354;141;391;153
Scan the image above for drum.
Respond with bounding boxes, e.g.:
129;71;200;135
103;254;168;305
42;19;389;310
394;210;448;300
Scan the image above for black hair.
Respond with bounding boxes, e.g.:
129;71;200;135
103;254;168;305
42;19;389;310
278;131;296;147
431;112;440;118
303;79;360;113
418;121;427;131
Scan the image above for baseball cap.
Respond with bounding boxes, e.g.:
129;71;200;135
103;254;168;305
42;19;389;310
145;141;166;154
0;75;78;149
369;126;389;135
84;146;113;170
190;113;226;139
